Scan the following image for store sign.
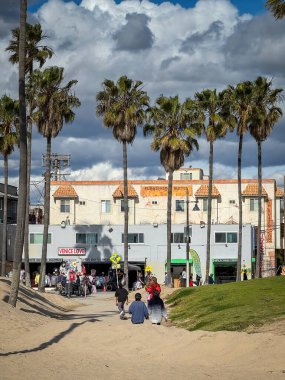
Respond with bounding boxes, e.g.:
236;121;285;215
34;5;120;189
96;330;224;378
58;247;86;256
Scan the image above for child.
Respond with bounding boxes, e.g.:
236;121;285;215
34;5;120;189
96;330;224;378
115;283;129;319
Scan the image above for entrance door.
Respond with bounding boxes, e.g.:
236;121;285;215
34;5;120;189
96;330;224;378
214;261;237;284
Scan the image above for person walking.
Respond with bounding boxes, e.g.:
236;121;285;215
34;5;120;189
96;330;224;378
128;293;149;324
115;283;129;319
146;277;161;305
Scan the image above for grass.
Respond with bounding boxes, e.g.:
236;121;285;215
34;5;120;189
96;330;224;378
166;276;285;332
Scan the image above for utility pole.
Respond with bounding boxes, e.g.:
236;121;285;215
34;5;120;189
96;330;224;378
186;187;190;288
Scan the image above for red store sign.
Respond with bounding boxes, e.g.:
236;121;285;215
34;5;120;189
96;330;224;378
58;247;86;256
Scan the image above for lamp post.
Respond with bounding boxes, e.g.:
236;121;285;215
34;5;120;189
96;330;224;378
186;187;200;288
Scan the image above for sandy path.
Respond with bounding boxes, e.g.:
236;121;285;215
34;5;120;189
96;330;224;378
0;292;284;380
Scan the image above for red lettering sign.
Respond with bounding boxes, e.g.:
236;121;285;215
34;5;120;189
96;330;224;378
58;248;86;256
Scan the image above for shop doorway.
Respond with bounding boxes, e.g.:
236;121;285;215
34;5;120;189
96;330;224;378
213;260;237;284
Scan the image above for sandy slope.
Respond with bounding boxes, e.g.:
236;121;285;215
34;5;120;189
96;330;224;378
0;278;284;380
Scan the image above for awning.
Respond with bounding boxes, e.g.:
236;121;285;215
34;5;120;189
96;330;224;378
167;259;193;264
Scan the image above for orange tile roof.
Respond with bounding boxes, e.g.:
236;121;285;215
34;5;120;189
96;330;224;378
112;184;138;199
53;185;78;198
242;184;267;197
195;185;220;198
276;187;284;198
51;179;275;186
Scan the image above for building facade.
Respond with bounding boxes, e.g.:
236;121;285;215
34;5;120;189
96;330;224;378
0;183;18;224
49;167;283;274
9;223;253;284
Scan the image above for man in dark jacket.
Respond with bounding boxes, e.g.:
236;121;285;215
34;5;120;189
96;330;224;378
128;293;149;324
115;283;129;319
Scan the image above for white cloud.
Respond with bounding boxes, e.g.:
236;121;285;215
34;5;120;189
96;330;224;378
0;0;284;189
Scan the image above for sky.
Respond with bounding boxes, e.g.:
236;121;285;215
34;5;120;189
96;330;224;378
0;0;285;204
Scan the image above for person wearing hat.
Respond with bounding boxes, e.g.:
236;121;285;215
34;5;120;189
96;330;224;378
128;293;149;324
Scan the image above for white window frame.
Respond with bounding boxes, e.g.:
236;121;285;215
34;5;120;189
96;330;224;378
180;173;192;180
121;233;144;244
171;233;184;243
215;232;238;244
76;233;98;245
101;200;111;213
203;198;208;211
120;199;131;212
250;198;258;212
30;233;52;244
60;199;70;213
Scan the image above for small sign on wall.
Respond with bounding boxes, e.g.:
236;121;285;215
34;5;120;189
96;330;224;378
58;247;86;256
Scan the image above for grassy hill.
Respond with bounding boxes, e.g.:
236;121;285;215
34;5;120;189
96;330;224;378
166;276;285;331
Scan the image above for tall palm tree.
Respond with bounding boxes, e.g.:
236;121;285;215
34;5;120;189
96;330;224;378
195;89;233;283
30;66;80;292
9;0;27;307
6;23;53;287
266;0;285;19
96;76;149;288
250;77;283;278
144;96;203;286
0;96;19;277
227;81;254;281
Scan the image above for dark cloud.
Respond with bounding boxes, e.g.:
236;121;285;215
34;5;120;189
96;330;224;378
180;21;224;54
114;13;154;51
224;13;285;76
161;56;180;70
0;0;38;37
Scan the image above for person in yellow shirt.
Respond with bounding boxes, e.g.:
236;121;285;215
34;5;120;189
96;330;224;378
34;272;40;286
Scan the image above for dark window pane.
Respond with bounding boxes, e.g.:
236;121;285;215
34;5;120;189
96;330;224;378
215;233;226;243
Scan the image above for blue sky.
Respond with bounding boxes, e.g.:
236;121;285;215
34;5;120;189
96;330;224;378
29;0;267;15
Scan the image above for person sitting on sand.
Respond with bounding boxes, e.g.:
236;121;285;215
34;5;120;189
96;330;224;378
128;293;149;324
148;290;167;325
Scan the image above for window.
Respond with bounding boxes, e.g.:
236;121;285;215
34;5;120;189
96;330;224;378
203;198;208;211
215;232;238;244
176;200;185;212
229;200;236;204
76;233;97;244
121;200;130;212
101;200;111;213
0;198;3;210
180;172;192;180
30;233;51;244
121;233;144;243
60;199;70;213
152;201;158;205
227;232;238;243
171;233;184;243
79;201;86;206
250;198;258;212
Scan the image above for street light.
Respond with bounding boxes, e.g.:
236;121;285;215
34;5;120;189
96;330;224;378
186;188;200;288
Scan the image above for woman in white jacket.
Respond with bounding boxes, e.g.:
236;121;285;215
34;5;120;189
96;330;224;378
148;290;167;325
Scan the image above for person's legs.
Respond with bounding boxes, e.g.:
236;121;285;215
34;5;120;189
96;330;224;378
117;301;126;318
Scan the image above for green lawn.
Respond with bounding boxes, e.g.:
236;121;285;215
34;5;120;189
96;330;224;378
166;276;285;331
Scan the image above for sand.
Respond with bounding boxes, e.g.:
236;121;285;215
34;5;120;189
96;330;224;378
0;278;284;380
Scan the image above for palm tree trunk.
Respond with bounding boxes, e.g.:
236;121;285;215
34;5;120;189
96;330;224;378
237;134;243;282
9;0;27;307
1;155;8;276
23;121;32;287
123;140;129;288
38;136;51;292
255;140;262;278
166;169;173;287
206;140;213;284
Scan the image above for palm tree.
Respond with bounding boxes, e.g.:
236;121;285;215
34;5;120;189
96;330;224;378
9;0;27;307
144;96;203;286
195;89;233;283
227;81;255;281
30;66;80;292
96;76;149;288
6;23;53;287
0;96;18;277
250;77;283;278
266;0;285;19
